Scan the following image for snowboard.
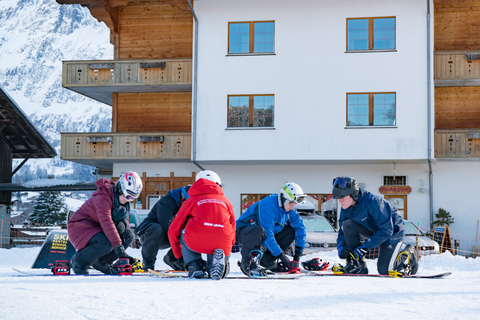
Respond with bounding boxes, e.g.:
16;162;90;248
12;267;151;277
301;270;452;279
148;269;302;280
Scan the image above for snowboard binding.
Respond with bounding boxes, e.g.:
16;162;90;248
302;258;329;271
51;260;71;275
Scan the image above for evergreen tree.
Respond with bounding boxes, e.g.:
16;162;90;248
29;191;69;225
432;207;454;226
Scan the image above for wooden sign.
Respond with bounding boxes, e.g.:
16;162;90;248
432;225;453;254
379;186;412;194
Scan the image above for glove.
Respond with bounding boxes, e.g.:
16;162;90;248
354;244;368;259
114;245;135;262
115;220;127;235
274;253;291;272
293;246;303;262
338;246;357;260
111;205;128;224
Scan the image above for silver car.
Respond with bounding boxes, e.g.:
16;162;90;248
403;220;440;256
290;213;338;255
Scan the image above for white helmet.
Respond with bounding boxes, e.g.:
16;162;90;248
196;170;222;186
118;171;143;201
279;182;307;207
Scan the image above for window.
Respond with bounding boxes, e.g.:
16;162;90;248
383;176;407;186
228;21;275;54
228;95;274;128
347;93;396;126
347;17;395;51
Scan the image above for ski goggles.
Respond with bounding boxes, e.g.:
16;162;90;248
124;190;139;201
332;177;352;189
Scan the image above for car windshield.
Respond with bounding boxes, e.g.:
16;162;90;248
404;221;425;236
302;216;336;232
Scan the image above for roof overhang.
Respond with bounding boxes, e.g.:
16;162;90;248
0;87;56;159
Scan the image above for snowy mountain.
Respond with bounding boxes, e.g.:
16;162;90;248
0;0;113;181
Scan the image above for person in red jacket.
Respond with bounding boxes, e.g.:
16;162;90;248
168;170;236;280
68;171;143;274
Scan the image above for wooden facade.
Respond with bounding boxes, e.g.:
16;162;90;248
115;92;191;132
434;0;480;158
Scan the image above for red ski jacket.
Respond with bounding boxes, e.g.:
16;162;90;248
168;178;236;258
67;179;123;250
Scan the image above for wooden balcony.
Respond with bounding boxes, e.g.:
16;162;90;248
435;129;480;158
61;132;191;169
62;59;192;105
435;51;480;87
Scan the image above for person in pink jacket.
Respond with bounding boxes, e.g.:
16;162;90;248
168;170;236;280
68;171;143;274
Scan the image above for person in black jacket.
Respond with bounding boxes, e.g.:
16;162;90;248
332;176;417;275
135;185;190;271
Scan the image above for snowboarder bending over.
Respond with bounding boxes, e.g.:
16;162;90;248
168;170;236;280
332;176;418;275
135;185;191;271
68;171;143;274
236;182;307;276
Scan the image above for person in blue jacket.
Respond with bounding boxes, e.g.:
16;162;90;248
332;176;417;275
135;185;190;271
236;182;307;276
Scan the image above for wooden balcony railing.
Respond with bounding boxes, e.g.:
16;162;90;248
61;59;192;104
62;59;192;87
435;51;480;86
435;129;480;158
61;132;191;162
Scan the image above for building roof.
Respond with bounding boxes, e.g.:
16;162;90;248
0;87;56;159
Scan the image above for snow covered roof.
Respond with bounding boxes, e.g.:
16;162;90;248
0;179;97;192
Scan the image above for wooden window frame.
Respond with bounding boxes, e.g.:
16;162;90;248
228;94;274;128
346;92;396;127
228;21;275;54
384;195;408;220
346;16;396;51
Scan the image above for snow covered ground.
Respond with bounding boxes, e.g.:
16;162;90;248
0;247;479;320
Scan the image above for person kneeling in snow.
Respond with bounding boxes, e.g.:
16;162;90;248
236;182;307;276
332;176;418;275
168;170;236;280
68;171;142;274
135;185;191;271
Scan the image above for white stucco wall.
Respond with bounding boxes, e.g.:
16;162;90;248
194;0;430;161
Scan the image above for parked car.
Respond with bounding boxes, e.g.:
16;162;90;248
365;220;440;259
289;212;338;255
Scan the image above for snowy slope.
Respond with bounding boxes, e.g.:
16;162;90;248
0;247;479;320
0;0;113;180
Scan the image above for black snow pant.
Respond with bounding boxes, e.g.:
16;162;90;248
71;229;134;271
139;222;171;270
341;219;400;275
236;225;295;269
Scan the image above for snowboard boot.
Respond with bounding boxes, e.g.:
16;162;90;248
210;248;225;281
222;256;230;279
70;254;88;275
392;244;418;276
187;259;207;279
343;256;368;274
92;259;114;274
163;248;186;271
240;250;267;277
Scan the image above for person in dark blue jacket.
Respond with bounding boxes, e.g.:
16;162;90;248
135;185;190;271
236;182;307;276
332;176;417;275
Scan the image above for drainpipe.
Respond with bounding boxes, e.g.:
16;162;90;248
187;0;205;171
426;0;434;229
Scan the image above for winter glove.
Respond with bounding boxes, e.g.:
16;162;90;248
115;220;127;235
274;253;291;272
114;245;135;262
354;244;368;259
293;246;303;262
338;246;357;260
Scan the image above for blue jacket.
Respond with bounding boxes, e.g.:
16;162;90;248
337;188;405;250
236;194;307;257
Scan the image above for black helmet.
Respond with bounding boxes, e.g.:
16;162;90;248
332;177;359;200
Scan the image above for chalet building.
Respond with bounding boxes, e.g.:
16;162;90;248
56;0;480;255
